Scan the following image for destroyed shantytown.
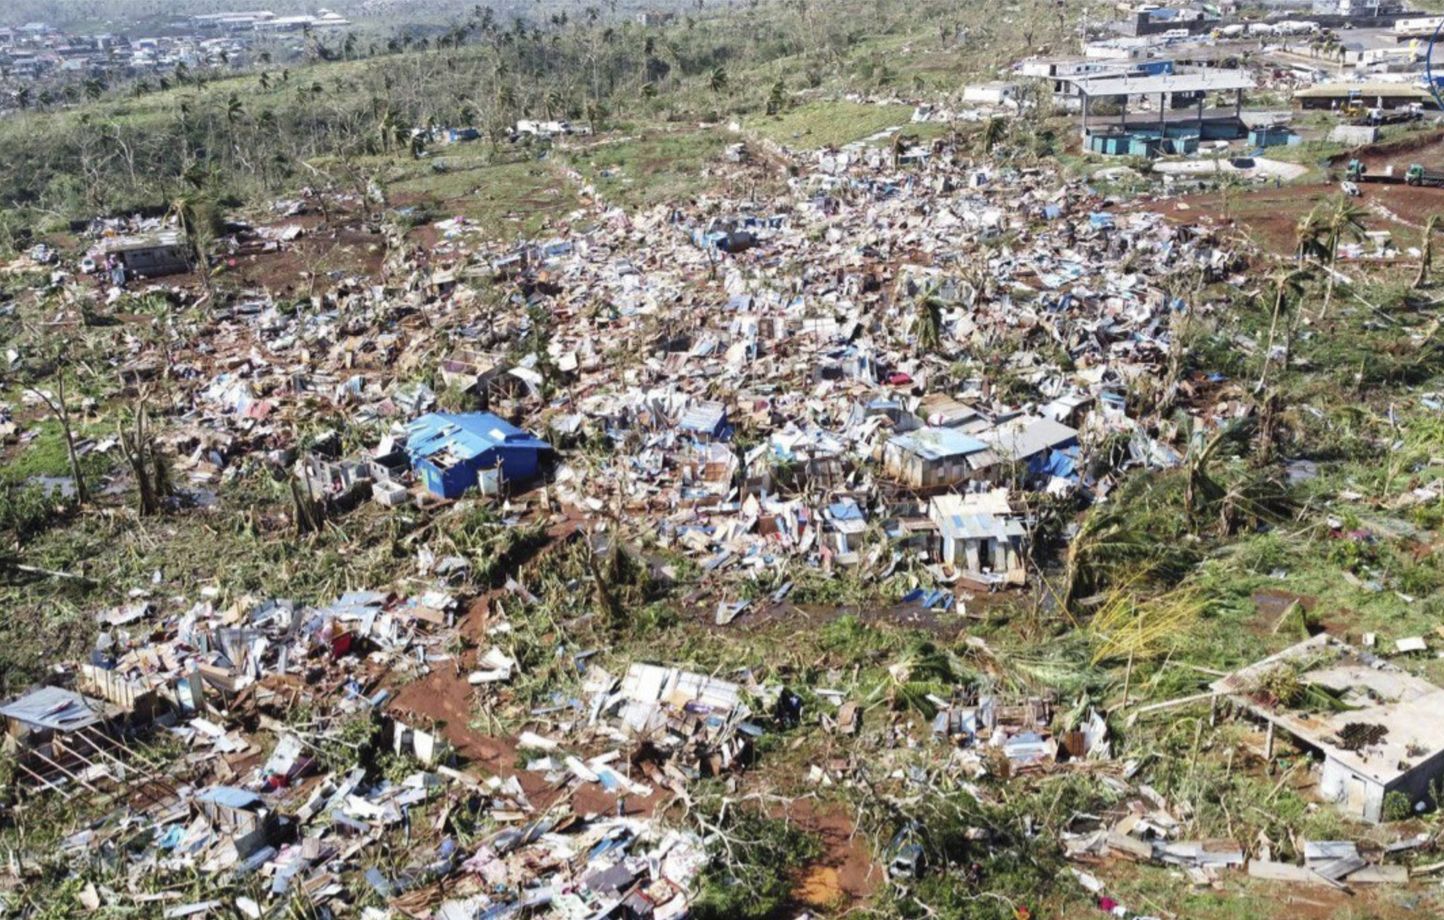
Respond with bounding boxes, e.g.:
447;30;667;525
12;2;1444;920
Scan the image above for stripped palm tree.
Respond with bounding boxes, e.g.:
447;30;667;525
168;192;214;296
912;285;949;352
1060;501;1155;616
1416;214;1442;289
1256;267;1309;394
1319;195;1369;319
1294;206;1328;265
1184;425;1231;535
873;640;958;718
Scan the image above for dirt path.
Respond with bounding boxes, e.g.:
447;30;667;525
781;797;881;909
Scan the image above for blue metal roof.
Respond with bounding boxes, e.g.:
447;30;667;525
404;413;550;463
889;427;987;461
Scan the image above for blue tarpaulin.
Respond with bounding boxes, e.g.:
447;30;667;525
1030;446;1079;480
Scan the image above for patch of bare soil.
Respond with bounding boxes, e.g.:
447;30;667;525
779;797;880;909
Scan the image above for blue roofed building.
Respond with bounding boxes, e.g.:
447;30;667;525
883;426;998;490
405;412;552;499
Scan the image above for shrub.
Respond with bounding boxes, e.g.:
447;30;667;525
1382;790;1412;822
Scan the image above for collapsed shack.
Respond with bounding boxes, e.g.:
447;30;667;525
98;230;192;281
0;684;164;798
585;664;764;788
932;692;1110;772
1213;633;1444;823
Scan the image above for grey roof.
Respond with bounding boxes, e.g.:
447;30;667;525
889;426;989;462
196;785;265;811
0;685;106;732
980;416;1078;462
931;494;1026;541
679;401;728;433
1067;69;1255;97
101;230;186;254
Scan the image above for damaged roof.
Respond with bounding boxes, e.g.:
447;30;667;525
404;412;552;463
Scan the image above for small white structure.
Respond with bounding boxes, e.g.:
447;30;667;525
928;489;1027;585
962;82;1020;106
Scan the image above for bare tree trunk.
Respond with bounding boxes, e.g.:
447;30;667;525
27;372;90;505
1257;286;1285;394
1321;242;1338;319
118;399;170;516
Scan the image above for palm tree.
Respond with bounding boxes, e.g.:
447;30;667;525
708;66;728;96
1256;268;1308;394
226;94;245;129
377;108;402;154
891;131;909;170
1184;425;1232;535
1318;195;1369;319
1294;206;1328;264
766;79;785;115
1416;214;1442;289
168;192;214;296
913;286;948;351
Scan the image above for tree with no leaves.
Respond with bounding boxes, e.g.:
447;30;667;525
1416;214;1442;289
1256;268;1309;395
117;395;172;517
1317;195;1369;319
24;369;89;506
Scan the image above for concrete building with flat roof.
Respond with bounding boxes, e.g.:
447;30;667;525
1213;633;1444;823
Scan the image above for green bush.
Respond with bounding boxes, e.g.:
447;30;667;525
1382;790;1412;822
0;482;65;543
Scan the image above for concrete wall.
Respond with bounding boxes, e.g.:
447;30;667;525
1385;747;1444;817
1320;756;1386;822
1328;124;1380;144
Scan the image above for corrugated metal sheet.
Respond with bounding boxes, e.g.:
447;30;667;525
0;686;105;731
888;426;988;462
